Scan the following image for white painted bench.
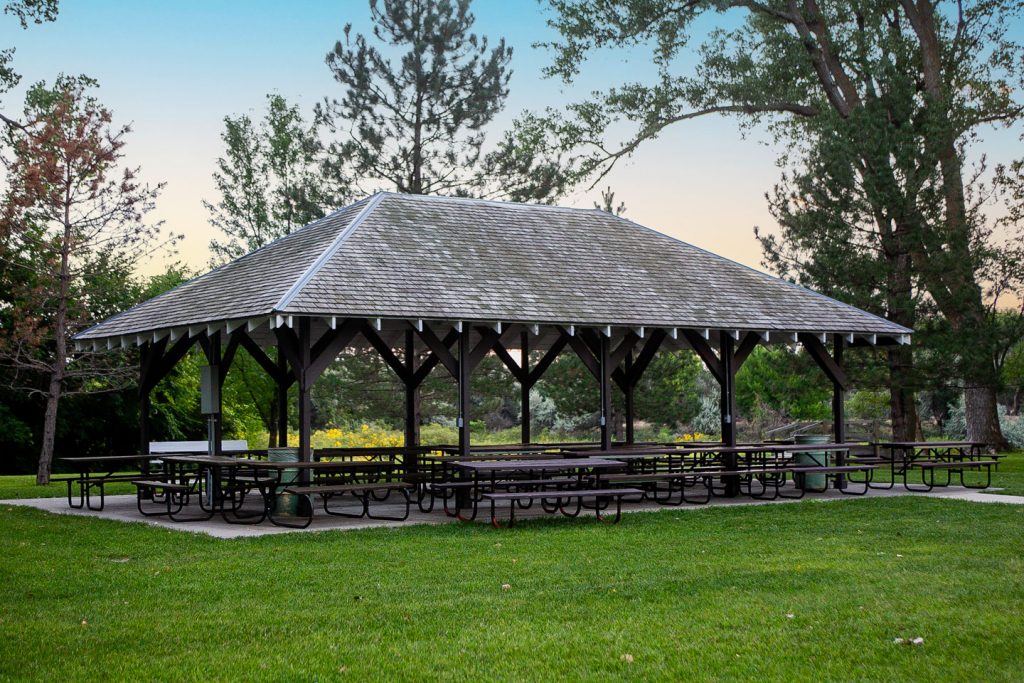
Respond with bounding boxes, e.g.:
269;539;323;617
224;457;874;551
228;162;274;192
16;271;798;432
148;440;249;454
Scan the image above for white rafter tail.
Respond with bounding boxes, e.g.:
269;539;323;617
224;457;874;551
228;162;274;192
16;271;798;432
247;316;268;332
120;335;131;349
91;340;101;352
188;325;205;338
817;332;827;344
152;329;169;343
787;332;799;343
900;334;911;345
844;332;855;344
206;323;221;337
169;327;186;342
373;317;382;331
135;334;146;347
601;325;612;337
453;320;463;333
529;324;540;336
225;319;244;335
326;316;337;330
727;329;739;341
866;333;877;345
567;325;575;337
411;319;424;332
668;327;679;340
701;328;711;340
492;321;503;334
758;331;770;342
105;337;115;350
631;326;645;338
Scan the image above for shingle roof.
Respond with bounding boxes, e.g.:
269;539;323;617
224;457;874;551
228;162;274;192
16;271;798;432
75;192;911;343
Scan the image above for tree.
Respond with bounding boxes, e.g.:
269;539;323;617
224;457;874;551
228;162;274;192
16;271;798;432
1;0;59;126
541;0;1024;448
0;76;170;484
320;0;511;196
205;93;344;264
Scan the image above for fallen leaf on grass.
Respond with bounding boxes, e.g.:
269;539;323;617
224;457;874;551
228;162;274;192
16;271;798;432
620;654;634;664
501;583;511;591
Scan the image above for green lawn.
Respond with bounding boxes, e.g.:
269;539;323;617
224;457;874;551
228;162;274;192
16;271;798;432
1;471;1023;681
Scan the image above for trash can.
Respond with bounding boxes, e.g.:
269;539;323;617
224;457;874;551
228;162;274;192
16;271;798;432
268;447;301;515
794;434;830;490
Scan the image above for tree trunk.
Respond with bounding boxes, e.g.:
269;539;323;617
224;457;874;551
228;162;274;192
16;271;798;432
964;383;1008;451
887;345;921;442
38;180;73;485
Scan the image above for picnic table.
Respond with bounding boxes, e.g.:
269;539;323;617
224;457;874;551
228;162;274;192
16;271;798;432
448;457;630;524
58;454;163;510
870;441;996;491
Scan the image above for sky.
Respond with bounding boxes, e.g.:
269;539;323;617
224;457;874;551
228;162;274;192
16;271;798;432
1;0;1021;279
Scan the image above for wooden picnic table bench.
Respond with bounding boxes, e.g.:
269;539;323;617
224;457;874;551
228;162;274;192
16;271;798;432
482;487;644;527
603;471;719;505
274;481;414;528
57;454;165;511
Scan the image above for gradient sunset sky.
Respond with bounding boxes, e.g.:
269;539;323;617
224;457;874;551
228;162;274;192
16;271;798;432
3;1;1021;277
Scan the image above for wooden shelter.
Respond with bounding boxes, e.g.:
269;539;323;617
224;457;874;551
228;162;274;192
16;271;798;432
74;192;912;469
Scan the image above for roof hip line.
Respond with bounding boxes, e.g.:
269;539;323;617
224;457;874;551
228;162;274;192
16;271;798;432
273;192;385;312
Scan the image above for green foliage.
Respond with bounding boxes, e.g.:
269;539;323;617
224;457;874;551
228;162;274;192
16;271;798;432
320;0;512;196
204;93;343;264
736;347;831;423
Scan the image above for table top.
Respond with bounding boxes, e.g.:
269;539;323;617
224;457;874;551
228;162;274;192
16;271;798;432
421;452;559;463
878;441;984;448
160;455;248;465
235;459;394;470
59;454;160;464
453;457;625;472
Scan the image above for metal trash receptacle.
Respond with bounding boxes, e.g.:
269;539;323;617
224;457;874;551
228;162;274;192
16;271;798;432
794;434;830;490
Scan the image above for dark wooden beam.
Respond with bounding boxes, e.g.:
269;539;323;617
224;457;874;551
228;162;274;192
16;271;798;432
308;318;363;381
719;331;739;497
297;317;313;465
404;329;420;451
141;334;200;394
527;335;567;387
457;331;471;457
218;334;240;385
416;324;459;378
682;329;723;384
799;333;849;390
362;323;411;384
599;334;611;450
628;329;667;387
520;331;530;444
492;339;527;384
733;331;761;372
411;329;459;388
275;327;303;383
562;327;601;381
467;327;501;371
235;329;283;383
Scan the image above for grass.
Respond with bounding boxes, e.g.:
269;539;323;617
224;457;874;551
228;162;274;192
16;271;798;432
1;461;1023;681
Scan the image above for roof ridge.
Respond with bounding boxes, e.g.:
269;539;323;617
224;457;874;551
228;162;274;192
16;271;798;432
273;192;386;312
377;191;607;216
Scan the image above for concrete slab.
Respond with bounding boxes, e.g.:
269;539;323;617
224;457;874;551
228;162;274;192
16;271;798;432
5;483;1020;539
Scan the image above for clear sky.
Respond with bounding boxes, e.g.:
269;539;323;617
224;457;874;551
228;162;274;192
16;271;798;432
2;1;1020;278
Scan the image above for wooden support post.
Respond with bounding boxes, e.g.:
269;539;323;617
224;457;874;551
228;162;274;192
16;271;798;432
139;343;151;455
203;333;223;457
297;317;312;466
599;334;612;450
404;329;420;456
520;331;531;445
458;329;471;458
719;332;739;496
832;334;847;488
276;349;288;447
624;349;635;444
